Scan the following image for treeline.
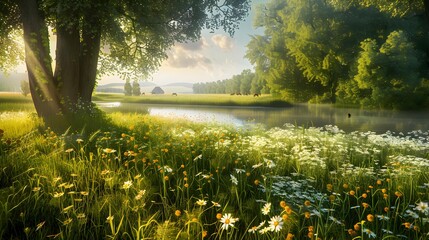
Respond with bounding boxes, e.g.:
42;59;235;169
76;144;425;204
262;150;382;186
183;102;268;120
193;69;269;94
196;0;429;109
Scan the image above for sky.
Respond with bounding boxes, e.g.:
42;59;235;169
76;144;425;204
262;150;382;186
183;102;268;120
101;1;264;86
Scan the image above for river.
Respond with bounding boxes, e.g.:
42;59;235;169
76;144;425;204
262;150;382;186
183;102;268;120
96;102;429;134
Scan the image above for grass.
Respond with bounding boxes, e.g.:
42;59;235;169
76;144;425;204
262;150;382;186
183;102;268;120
0;93;35;112
1;111;429;239
1;96;429;239
92;93;291;107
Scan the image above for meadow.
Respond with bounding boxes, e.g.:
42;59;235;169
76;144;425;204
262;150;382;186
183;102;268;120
92;93;291;108
1;94;429;239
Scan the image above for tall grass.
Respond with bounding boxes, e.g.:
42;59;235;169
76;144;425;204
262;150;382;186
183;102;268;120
1;112;429;239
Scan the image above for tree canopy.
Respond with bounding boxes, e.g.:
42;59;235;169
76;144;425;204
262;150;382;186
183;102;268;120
246;0;429;109
0;0;250;130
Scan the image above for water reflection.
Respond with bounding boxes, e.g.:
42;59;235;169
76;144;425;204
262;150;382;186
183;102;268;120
96;102;429;134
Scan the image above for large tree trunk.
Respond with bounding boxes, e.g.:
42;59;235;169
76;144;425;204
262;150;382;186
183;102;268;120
79;8;102;103
18;0;102;131
17;0;62;123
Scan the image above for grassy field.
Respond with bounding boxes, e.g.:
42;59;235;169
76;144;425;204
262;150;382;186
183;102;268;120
1;95;429;239
93;93;291;107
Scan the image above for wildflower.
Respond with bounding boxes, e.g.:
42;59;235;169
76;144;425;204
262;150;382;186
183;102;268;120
211;201;221;207
248;226;258;233
62;205;73;213
268;215;283;232
163;176;169;181
304;200;311;207
284;206;293;214
63;218;73;226
122;180;133;189
376;215;390;221
362;193;368;199
416;202;429;214
77;213;86;219
80;191;89;196
220;213;238;230
326;183;333;192
354;223;360;231
175;210;181;217
349;190;355;196
343;183;349;189
32;187;41;192
395;191;403;198
103;148;116;154
403;222;412;229
363;228;376;238
196;199;207;206
254;179;260;185
282;214;288;221
280;200;287;208
304;211;311;219
106;216;114;222
286;233;294;240
362;203;370;209
230;175;238;185
216;213;222;220
262;202;271;215
367;214;374;222
202;230;208;238
259;227;270;234
36;221;45;231
65;148;74;153
76;138;84;143
53;192;64;198
348;229;357;236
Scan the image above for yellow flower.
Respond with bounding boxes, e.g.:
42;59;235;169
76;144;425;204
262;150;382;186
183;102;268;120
367;214;374;222
279;201;287;208
196;199;207;206
175;210;181;217
304;211;311;219
326;183;333;192
216;213;222;220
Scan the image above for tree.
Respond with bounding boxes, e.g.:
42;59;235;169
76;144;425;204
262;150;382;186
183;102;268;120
0;0;250;130
132;81;141;96
351;31;425;109
20;80;30;97
124;81;132;96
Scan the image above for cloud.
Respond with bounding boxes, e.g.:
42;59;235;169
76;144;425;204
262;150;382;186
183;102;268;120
211;34;234;50
175;37;209;51
166;48;212;69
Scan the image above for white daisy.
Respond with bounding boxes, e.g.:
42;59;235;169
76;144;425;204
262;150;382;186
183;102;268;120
268;215;283;232
262;202;271;215
220;213;238;230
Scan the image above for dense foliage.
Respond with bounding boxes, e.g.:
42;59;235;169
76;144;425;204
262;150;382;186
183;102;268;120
193;69;269;95
244;0;429;109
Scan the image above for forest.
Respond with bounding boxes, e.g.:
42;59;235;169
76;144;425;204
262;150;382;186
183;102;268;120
193;0;429;110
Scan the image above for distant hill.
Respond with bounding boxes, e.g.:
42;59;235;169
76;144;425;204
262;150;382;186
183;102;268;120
0;72;28;92
96;82;194;94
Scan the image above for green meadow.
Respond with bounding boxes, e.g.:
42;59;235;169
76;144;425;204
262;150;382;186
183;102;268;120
1;94;429;239
93;93;291;108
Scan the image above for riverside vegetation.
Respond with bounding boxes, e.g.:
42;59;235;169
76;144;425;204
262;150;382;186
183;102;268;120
1;98;429;239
